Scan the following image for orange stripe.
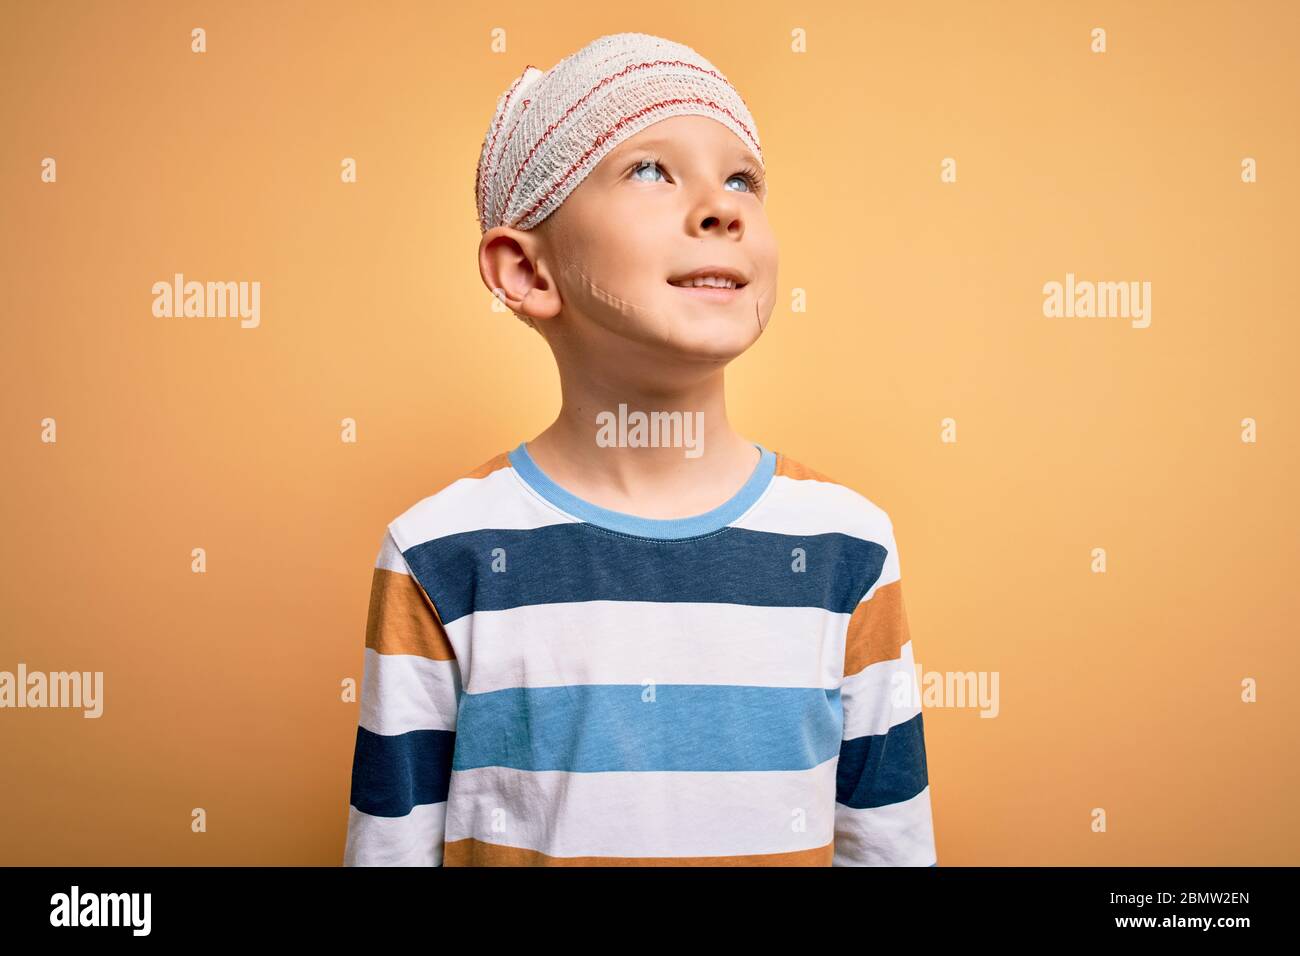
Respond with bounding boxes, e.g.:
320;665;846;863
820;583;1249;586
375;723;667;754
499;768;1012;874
444;837;834;866
416;450;513;499
462;451;512;481
774;452;838;485
364;567;456;660
843;579;909;677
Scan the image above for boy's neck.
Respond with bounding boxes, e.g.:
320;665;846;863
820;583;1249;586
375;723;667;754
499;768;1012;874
523;393;761;520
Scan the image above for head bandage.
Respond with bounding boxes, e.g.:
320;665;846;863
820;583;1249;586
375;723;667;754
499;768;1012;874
475;32;764;234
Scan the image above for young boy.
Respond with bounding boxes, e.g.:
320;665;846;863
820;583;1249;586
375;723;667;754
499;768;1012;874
343;32;937;867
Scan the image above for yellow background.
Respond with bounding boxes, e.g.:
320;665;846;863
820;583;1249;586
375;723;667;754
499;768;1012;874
1;0;1296;865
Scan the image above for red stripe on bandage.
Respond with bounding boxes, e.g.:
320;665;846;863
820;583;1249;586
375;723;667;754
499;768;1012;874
497;59;760;226
514;96;761;227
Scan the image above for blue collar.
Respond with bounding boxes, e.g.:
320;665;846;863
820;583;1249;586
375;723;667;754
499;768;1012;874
508;440;777;540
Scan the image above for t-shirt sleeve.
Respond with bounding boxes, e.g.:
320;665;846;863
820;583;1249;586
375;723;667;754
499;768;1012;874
832;516;938;866
343;527;462;866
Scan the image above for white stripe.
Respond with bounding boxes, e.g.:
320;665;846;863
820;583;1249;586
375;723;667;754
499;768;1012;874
443;600;849;694
343;802;447;866
734;473;900;592
389;462;896;561
443;757;839;859
358;647;461;736
374;528;408;573
833;785;936;866
733;472;891;544
862;540;900;599
389;465;574;553
841;639;921;740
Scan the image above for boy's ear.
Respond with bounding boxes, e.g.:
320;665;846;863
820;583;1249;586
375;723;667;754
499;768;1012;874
477;227;562;323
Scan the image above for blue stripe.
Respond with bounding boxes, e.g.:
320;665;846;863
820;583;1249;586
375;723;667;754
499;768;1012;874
452;684;844;772
349;726;456;817
834;711;929;809
405;525;887;625
509;441;776;539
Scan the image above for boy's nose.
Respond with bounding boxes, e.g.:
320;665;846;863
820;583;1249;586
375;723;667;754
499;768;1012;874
689;200;745;240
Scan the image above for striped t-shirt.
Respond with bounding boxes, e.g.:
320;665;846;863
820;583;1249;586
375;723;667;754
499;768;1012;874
343;441;936;866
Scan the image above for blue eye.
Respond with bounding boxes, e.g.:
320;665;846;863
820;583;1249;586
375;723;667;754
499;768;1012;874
631;158;667;183
629;156;764;194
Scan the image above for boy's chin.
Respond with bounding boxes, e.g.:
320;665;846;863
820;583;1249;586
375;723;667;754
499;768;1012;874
624;310;762;358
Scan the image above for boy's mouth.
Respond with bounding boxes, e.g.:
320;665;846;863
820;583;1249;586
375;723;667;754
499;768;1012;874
667;267;749;301
667;266;748;290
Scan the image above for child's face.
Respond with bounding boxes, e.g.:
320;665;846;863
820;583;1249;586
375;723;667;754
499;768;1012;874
537;114;778;359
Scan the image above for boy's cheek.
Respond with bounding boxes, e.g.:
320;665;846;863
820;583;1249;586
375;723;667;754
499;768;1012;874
557;261;685;337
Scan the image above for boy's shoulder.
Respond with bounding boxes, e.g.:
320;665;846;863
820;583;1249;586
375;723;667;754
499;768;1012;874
382;448;519;554
771;448;897;545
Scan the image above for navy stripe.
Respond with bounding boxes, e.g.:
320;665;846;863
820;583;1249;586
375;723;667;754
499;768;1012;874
405;525;887;625
349;726;456;817
834;711;929;809
452;684;844;772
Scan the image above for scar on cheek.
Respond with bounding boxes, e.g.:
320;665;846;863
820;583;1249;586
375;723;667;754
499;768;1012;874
560;262;660;323
559;262;775;336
